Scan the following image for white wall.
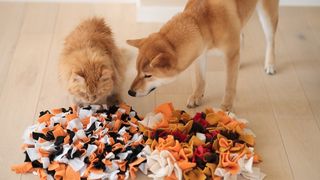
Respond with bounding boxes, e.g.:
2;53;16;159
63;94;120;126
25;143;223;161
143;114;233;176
0;0;136;3
0;0;320;6
280;0;320;6
1;0;320;6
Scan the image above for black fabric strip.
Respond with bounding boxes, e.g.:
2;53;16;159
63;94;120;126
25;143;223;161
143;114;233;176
85;123;96;136
31;160;43;168
46;131;55;141
72;150;83;158
121;114;129;121
108;132;119;140
24;151;31;162
82;143;88;150
96;109;108;114
66;148;73;159
49;146;63;161
195;156;206;170
84;157;90;164
32;132;47;141
47;169;55;177
54;136;65;146
83;106;92;110
39;110;50;117
204;152;219;164
113;148;122;155
104;145;112;153
201;112;206;119
190;122;206;134
220;130;240;141
134;114;141;121
67;129;75;144
109;105;119;114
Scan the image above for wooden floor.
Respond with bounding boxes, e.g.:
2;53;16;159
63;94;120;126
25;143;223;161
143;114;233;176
0;2;320;180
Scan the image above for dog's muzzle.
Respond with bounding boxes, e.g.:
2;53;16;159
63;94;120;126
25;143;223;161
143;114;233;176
128;87;156;97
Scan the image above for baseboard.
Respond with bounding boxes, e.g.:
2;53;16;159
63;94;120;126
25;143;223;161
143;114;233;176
136;0;320;22
137;6;183;23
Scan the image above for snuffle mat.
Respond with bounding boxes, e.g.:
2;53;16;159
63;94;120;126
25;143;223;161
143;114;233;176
12;103;265;180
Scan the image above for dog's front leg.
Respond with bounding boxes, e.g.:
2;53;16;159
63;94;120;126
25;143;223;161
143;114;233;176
187;52;207;108
221;50;240;112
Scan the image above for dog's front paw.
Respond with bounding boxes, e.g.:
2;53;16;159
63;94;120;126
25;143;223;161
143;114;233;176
220;103;233;112
187;94;204;108
265;65;276;75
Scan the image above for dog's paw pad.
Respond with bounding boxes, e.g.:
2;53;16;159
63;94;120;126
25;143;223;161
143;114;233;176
187;94;203;108
265;65;276;75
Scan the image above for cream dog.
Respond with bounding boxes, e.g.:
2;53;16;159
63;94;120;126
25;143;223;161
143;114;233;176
127;0;279;111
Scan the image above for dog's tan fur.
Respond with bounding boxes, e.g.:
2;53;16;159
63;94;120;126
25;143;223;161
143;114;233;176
127;0;279;111
59;17;125;106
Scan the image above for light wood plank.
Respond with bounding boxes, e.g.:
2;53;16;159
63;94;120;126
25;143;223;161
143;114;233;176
156;71;225;116
274;8;320;179
250;9;320;179
0;3;25;95
234;14;294;179
290;8;320;128
0;3;58;180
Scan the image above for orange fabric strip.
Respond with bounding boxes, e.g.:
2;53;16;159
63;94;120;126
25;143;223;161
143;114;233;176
64;165;80;180
66;113;78;122
11;162;33;174
53;124;67;138
38;113;53;123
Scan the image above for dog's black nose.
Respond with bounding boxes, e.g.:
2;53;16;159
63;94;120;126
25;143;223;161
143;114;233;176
128;90;136;97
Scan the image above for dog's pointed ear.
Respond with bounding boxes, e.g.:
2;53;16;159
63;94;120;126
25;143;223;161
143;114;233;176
150;53;176;69
126;38;145;48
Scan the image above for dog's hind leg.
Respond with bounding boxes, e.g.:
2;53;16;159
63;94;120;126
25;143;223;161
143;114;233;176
187;52;207;108
257;0;279;75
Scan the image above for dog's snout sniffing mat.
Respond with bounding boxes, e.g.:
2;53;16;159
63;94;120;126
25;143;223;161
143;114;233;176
12;103;265;180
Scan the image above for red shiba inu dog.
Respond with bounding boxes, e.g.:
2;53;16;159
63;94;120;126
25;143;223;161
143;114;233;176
127;0;279;111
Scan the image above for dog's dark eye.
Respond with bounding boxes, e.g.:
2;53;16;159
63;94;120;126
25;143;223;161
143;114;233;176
144;74;152;78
